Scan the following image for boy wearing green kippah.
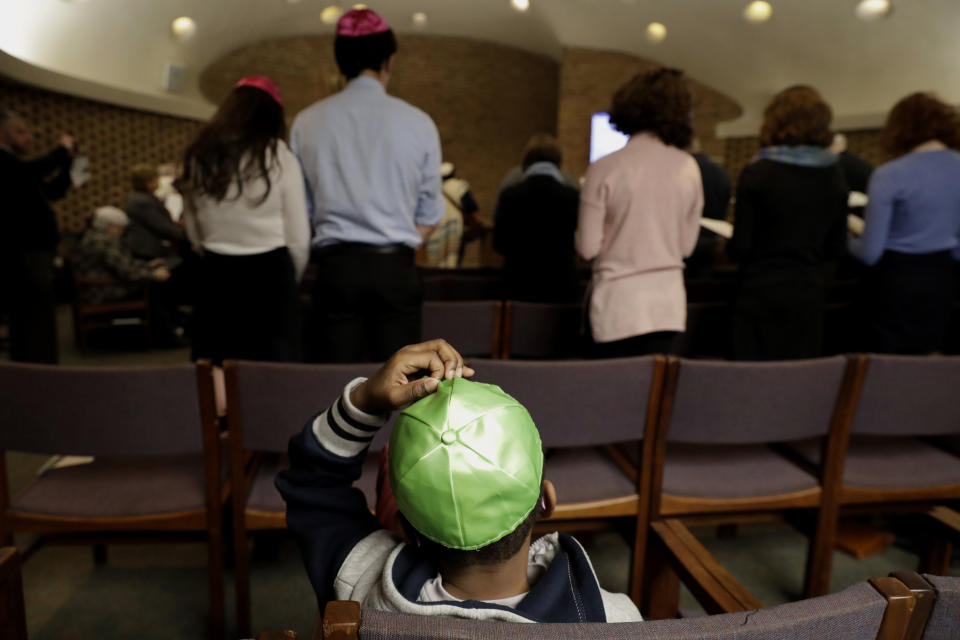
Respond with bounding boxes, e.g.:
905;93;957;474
277;339;642;622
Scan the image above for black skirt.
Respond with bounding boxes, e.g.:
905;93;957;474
191;247;301;364
864;250;956;355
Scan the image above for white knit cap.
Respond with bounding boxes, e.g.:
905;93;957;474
92;206;129;229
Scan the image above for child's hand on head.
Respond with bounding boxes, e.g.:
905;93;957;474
350;339;475;414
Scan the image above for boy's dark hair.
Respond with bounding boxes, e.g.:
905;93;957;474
522;134;563;170
608;67;693;148
335;31;398;79
402;493;542;573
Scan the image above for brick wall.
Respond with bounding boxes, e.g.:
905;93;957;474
200;34;561;229
557;47;743;182
0;78;201;234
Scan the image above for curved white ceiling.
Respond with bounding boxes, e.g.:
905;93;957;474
2;0;958;136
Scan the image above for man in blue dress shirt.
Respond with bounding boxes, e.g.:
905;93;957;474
291;8;444;362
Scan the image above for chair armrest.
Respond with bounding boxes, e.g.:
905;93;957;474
651;518;762;614
927;505;960;542
317;601;360;640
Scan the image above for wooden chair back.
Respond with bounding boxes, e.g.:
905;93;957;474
315;575;924;640
421;301;503;358
501;301;583;360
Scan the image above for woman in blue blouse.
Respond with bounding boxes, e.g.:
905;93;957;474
849;92;960;354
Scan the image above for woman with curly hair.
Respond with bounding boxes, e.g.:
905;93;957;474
577;68;703;357
850;92;960;354
179;76;311;363
729;85;848;360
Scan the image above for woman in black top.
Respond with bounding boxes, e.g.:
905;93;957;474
729;86;848;360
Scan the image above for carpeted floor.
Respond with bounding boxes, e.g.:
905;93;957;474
3;306;958;639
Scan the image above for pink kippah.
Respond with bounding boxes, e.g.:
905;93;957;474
234;76;283;106
337;8;391;37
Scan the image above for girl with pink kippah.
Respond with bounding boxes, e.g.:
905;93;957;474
179;76;311;364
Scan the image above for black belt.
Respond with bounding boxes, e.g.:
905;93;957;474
313;242;414;259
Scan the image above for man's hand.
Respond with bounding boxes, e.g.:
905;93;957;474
59;134;76;154
350;339;475;414
147;257;167;268
152;267;171;282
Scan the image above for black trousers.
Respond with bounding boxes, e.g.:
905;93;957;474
191;248;301;364
309;244;421;363
865;250;956;355
591;331;678;359
8;250;58;364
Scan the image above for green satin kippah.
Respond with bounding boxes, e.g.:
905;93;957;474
389;377;544;551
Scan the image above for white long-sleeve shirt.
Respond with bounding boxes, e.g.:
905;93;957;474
185;140;311;280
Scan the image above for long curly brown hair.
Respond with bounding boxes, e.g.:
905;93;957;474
759;86;833;148
608;68;692;148
881;92;960;158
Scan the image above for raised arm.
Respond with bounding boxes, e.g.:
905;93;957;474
275;340;473;606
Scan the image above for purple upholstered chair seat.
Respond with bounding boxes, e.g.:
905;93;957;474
11;455;206;518
663;443;819;499
923;574;960;640
246;452;381;514
787;436;960;490
545;447;636;504
350;580;886;639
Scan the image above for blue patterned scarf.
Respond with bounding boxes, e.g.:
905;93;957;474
757;145;838;167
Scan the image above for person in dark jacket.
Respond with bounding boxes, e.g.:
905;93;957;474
728;86;848;360
493;135;580;303
276;339;642;622
685;150;732;279
124;163;186;261
0;107;75;363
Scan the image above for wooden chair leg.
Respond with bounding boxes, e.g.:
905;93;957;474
235;528;253;639
640;532;680;619
919;538;952;575
628;513;649;607
804;503;838;598
207;529;225;640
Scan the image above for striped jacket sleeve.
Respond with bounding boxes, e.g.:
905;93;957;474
275;377;387;607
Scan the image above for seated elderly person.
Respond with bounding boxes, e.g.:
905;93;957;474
124;164;186;262
76;206;170;305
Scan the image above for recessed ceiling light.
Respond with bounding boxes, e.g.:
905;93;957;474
352;3;368;8
171;16;197;40
511;0;530;12
646;22;667;43
743;1;773;23
855;0;892;21
321;5;343;24
412;12;428;28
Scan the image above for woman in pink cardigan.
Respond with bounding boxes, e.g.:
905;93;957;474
577;68;704;358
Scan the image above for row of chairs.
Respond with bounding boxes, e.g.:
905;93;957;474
299;570;959;640
422;299;731;360
1;354;959;638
